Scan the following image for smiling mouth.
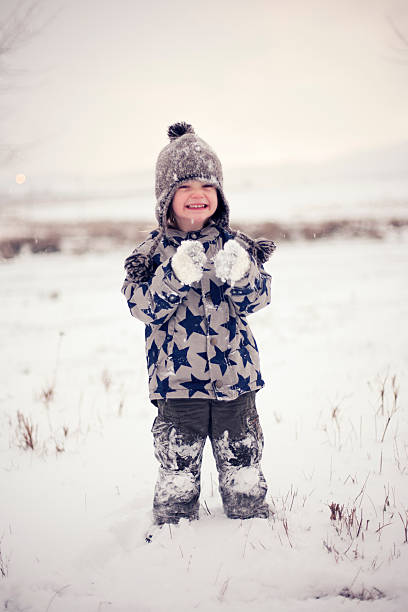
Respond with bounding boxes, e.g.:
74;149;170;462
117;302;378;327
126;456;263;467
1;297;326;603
186;203;208;209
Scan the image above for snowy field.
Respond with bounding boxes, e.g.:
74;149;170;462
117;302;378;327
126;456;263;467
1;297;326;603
1;234;408;611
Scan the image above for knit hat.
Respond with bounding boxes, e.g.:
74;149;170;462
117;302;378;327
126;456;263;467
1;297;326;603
155;122;229;230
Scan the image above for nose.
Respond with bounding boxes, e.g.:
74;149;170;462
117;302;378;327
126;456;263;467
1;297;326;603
190;187;205;199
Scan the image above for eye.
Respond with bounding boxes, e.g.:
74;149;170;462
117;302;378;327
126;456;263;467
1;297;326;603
203;184;215;189
178;185;189;189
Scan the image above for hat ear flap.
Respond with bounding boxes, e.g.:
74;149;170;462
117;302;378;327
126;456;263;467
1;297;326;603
210;189;226;224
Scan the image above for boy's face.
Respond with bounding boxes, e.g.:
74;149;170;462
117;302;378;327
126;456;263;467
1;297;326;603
170;180;218;232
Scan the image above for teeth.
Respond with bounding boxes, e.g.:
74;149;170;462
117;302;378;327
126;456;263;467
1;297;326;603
187;203;207;208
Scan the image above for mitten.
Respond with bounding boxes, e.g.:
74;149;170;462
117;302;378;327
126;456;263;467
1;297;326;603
172;240;207;284
214;239;250;284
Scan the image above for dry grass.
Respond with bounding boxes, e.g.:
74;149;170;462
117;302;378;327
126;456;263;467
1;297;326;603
1;217;408;259
0;538;9;579
0;235;61;258
338;586;385;601
16;411;38;450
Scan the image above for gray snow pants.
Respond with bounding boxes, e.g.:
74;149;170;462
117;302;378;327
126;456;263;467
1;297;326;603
151;391;268;524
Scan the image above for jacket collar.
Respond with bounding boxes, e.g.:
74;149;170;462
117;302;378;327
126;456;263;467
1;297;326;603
165;221;222;247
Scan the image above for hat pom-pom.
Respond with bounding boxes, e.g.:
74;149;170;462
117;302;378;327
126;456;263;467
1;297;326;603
168;122;195;141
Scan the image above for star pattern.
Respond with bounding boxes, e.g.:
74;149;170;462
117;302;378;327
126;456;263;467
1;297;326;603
207;324;218;336
162;261;174;281
222;230;235;242
231;284;252;296
127;298;138;311
152;253;162;268
126;286;138;310
190;286;204;307
171;343;190;373
153;292;174;312
128;225;269;402
237;342;253;367
161;235;172;249
241;329;255;349
179;307;206;339
155;375;175;398
181;374;210;397
215;390;228;398
147;340;159;369
158;320;172;354
154;314;169;326
246;301;260;314
211;346;237;375
209;280;228;307
236;296;252;312
170;235;184;247
232;373;251;393
221;316;237;342
142;307;154;320
258;275;269;296
196;351;209;372
255;371;264;387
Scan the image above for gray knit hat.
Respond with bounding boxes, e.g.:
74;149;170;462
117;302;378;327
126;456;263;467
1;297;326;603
155;122;229;230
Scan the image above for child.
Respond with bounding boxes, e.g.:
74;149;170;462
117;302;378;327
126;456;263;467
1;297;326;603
122;122;275;526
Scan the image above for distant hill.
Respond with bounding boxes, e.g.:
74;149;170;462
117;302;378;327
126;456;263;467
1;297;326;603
224;141;408;190
317;141;408;179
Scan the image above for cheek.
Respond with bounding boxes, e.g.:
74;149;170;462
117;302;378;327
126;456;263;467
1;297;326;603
210;192;218;211
170;196;183;215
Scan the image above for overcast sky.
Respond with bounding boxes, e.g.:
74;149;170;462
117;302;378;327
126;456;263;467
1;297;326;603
1;0;408;186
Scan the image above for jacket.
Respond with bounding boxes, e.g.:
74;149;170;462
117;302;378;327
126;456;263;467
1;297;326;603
122;220;274;402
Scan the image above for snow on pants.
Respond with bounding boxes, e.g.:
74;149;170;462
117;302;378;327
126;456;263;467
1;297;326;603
151;391;268;524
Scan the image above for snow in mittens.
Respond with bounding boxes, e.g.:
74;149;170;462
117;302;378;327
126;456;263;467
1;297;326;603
214;239;250;283
171;239;206;284
0;235;408;611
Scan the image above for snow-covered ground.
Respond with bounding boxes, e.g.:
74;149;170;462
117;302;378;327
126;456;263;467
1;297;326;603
1;234;408;611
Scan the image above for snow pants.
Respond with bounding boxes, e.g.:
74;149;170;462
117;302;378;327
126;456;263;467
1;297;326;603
151;391;268;524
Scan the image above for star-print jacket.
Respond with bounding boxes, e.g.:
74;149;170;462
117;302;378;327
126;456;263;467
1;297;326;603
122;222;274;402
